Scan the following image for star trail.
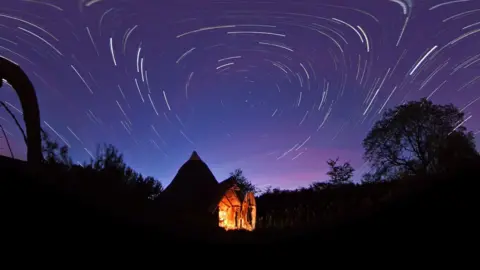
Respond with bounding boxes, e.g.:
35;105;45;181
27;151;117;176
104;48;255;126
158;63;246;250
1;0;480;189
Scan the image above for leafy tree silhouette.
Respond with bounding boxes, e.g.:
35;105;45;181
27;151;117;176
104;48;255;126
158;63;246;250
362;98;477;179
309;181;330;191
361;168;386;184
41;129;72;166
326;158;354;185
229;168;259;195
262;185;283;194
37;136;163;201
84;143;163;200
307;158;354;189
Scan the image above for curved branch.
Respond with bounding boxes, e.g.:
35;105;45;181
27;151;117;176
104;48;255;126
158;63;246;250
0;57;42;165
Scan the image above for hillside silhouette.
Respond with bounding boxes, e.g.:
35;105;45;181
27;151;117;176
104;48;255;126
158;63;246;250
1;56;478;246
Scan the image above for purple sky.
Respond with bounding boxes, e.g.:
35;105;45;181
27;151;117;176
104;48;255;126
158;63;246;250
1;0;479;190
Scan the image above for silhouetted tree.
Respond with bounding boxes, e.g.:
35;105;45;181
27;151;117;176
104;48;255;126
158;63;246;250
37;140;163;201
262;185;282;194
436;130;478;171
262;185;273;194
326;158;354;185
361;165;390;184
90;144;125;170
309;181;331;191
41;129;72;166
85;144;163;200
142;176;164;200
363;98;477;178
230;168;259;195
361;172;380;184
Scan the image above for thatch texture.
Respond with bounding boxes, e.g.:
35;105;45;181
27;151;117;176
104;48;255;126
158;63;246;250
158;151;220;228
162;151;218;202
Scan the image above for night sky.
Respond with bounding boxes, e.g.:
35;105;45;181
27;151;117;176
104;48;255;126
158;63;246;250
1;0;479;189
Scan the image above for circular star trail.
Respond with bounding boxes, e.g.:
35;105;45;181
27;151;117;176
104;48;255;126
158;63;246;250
1;0;480;189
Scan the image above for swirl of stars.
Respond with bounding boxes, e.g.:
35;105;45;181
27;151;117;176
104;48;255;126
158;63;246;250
0;0;479;189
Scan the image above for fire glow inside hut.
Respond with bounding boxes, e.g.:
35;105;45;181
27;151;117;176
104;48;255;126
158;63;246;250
159;151;256;231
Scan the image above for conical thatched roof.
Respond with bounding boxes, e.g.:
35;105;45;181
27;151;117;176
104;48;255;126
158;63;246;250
161;151;219;208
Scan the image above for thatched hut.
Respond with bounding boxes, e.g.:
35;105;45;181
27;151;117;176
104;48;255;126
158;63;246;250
159;151;256;231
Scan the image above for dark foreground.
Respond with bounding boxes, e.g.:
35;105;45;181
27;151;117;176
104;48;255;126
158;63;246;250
0;157;476;247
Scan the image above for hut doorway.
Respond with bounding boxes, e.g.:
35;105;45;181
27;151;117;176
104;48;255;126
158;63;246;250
218;189;241;230
217;189;256;231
